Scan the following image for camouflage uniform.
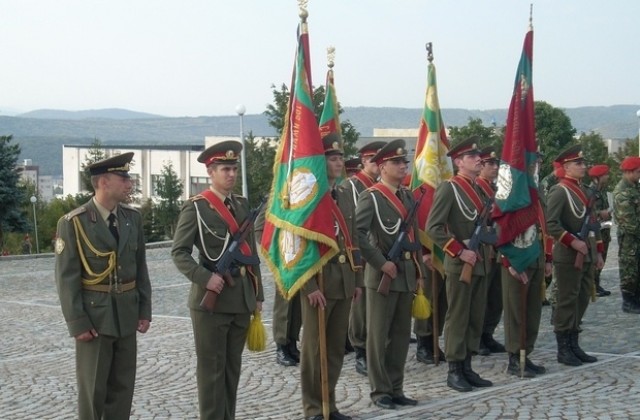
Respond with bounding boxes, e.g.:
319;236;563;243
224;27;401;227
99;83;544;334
612;177;640;300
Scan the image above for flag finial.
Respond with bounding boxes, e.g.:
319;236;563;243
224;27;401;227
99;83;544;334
298;0;309;22
426;42;434;63
529;4;533;29
327;46;335;69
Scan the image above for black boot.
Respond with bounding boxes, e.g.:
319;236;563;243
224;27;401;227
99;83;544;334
482;333;506;353
622;292;640;314
276;344;297;367
416;336;434;365
506;353;536;378
288;341;300;363
477;338;490;356
555;331;581;366
447;361;472;392
568;330;597;363
354;347;367;376
525;357;546;374
345;338;355;355
550;306;556;326
462;354;492;387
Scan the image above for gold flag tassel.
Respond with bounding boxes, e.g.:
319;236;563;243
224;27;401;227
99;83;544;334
412;286;431;320
246;310;266;352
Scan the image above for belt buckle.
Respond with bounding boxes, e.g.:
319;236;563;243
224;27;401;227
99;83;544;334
113;283;122;294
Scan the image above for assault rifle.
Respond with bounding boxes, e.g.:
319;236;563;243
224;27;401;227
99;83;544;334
378;188;426;296
200;198;266;312
460;197;497;284
574;194;599;271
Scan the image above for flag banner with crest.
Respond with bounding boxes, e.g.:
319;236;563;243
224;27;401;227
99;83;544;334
319;51;342;141
410;59;453;275
493;25;541;272
260;18;339;299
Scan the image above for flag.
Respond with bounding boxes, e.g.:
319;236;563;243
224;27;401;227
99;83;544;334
493;25;541;272
410;60;453;274
319;51;346;178
260;19;339;300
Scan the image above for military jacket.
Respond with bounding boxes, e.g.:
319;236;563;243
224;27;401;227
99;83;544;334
55;200;152;338
589;182;611;226
356;184;425;292
547;178;602;264
341;172;376;207
613;178;640;238
426;174;491;276
302;185;364;299
171;193;264;314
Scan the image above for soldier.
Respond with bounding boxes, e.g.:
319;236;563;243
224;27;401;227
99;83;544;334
546;145;604;366
501;154;552;377
587;164;612;297
171;141;264;420
612;156;640;314
475;147;506;356
342;140;386;376
255;198;302;367
356;139;424;409
542;162;565;312
344;156;362;178
55;152;152;419
300;133;363;420
426;136;493;392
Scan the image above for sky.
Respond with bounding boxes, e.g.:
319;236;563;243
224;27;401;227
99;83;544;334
1;1;639;118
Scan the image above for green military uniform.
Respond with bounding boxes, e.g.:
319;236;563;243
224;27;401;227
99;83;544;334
171;141;264;420
255;202;303;366
612;157;640;313
356;139;424;408
300;183;363;418
546;145;602;366
55;153;152;420
426;137;493;392
588;169;612;296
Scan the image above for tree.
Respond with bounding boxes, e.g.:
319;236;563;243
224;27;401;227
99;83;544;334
140;199;165;243
264;83;360;155
0;135;29;247
243;131;277;208
79;138;106;195
448;117;503;151
155;162;184;239
534;101;577;178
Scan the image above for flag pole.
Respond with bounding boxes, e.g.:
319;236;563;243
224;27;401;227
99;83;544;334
316;272;330;420
519;280;528;378
431;268;440;366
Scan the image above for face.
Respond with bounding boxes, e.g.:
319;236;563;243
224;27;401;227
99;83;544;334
362;156;380;177
380;158;408;184
103;174;133;203
628;168;640;184
325;154;344;181
208;163;238;193
456;154;482;177
563;160;586;179
480;160;499;180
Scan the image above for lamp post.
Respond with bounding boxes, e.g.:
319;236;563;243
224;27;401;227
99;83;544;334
636;109;640;157
30;195;39;254
235;104;248;199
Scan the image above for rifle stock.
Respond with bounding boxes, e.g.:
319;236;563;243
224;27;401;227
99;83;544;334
199;273;234;312
573;194;597;271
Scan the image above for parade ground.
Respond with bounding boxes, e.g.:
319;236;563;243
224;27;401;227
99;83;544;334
1;233;639;420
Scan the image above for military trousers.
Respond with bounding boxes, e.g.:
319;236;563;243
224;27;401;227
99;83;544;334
191;310;250;420
617;233;640;296
76;332;137;420
348;287;367;350
501;262;543;354
553;262;594;333
366;288;413;402
300;295;351;416
482;259;503;335
413;269;447;338
595;230;611;286
272;290;302;346
443;272;489;361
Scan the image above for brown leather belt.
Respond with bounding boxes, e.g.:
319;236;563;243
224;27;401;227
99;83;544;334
83;281;136;293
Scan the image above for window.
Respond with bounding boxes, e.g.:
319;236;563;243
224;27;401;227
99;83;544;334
191;177;209;195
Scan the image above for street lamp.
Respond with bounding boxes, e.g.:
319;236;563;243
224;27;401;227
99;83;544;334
636;109;640;157
235;104;248;199
30;195;39;254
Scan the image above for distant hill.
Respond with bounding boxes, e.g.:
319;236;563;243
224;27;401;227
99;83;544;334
18;108;165;120
2;105;638;176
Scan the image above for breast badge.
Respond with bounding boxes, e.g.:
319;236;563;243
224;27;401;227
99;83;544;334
55;237;65;254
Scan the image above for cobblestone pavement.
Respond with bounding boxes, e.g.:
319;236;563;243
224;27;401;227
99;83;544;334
1;234;639;420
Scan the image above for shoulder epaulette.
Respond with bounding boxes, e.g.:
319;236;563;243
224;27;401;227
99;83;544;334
64;206;87;221
120;203;140;214
190;194;206;202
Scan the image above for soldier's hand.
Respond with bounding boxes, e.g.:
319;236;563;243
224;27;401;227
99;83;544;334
75;329;98;342
422;254;434;271
137;319;150;333
381;261;397;279
256;301;263;312
307;290;326;308
206;273;225;294
570;239;588;255
544;262;553;277
599;210;611;221
459;249;477;265
508;266;528;284
353;287;363;304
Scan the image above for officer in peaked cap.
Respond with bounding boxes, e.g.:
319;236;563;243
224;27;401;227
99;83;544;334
342;139;389;376
547;143;603;366
447;136;483;160
344;157;362;177
197;140;242;166
55;150;152;419
370;138;410;166
86;152;135;177
479;146;499;164
172;138;264;420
